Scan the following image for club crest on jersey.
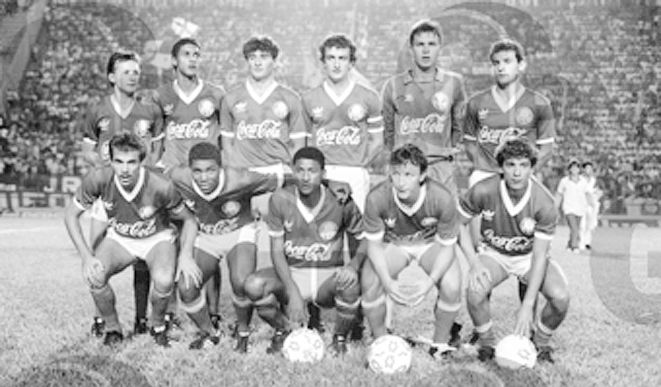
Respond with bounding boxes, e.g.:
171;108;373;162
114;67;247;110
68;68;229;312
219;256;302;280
520;217;536;235
133;120;151;137
318;221;339;241
478;108;489;121
312;106;324;120
481;209;495;222
421;217;438;227
163;104;175;116
98;117;110;132
516;107;534;126
222;201;241;217
284;220;294;232
347;103;366;122
139;206;156;219
272;101;289;119
431;92;449;112
385;217;396;228
234;101;247;114
198;99;215;118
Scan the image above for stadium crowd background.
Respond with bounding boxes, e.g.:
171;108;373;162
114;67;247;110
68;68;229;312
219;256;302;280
0;0;659;215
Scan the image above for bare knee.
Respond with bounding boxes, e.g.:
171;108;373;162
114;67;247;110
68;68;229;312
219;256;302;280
466;286;490;307
243;273;268;301
547;288;570;313
337;282;361;303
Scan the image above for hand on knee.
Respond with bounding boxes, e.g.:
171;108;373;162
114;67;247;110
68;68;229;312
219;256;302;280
178;282;201;304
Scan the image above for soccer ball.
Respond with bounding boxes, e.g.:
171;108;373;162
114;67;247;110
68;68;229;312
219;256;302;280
367;335;413;374
282;328;325;363
495;334;537;369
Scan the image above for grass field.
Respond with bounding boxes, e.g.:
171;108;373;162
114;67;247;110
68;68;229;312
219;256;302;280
0;215;659;387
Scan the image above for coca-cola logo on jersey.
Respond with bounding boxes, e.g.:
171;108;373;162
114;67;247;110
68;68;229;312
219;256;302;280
399;114;446;136
315;126;361;146
236;120;282;140
109;217;156;238
477;126;527;145
483;229;532;252
200;217;239;235
284;240;332;262
166;119;210;140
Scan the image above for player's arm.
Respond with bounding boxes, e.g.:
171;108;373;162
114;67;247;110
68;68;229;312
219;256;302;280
218;95;236;163
335;200;367;290
287;93;308;153
450;75;468;148
80;104;103;167
168;192;201;289
534;95;556;171
514;236;551;337
457;187;492;292
365;90;385;166
461;97;480;164
270;234;306;324
150;101;165;166
380;78;396;151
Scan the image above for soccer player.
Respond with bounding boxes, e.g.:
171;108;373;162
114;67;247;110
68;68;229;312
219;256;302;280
381;19;466;195
64;133;198;347
555;159;595;253
243;147;365;355
302;34;383;213
169;142;284;351
458;138;570;363
361;144;461;358
80;51;164;337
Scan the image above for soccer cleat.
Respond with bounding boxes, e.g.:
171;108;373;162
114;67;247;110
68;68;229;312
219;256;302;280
266;330;289;354
134;318;148;335
103;331;124;346
210;314;223;331
536;345;555;364
234;331;250;354
468;329;480;345
91;317;105;338
477;346;495;362
151;326;170;348
449;322;462;347
164;313;181;332
189;331;221;350
329;334;347;356
429;342;456;360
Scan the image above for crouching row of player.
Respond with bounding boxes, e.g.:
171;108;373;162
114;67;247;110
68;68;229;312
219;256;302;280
64;132;569;363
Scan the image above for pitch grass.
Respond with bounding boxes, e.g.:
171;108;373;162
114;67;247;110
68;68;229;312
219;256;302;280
0;217;659;387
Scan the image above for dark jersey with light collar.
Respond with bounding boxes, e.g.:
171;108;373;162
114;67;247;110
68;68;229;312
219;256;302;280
457;175;557;256
363;179;458;246
169;166;279;235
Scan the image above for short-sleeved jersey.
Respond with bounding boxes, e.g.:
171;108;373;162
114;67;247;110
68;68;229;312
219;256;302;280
153;80;225;169
463;86;555;173
556;175;591;216
382;68;466;161
363;179;458;246
82;95;163;166
74;167;184;239
266;185;363;269
458;175;557;256
169;166;280;235
220;81;306;168
302;81;384;167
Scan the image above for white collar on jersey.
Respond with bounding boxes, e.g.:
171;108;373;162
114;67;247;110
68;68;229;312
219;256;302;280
490;85;526;113
192;169;225;201
392;183;427;217
295;186;327;223
173;79;204;105
109;94;136;120
323;79;355;106
114;167;146;202
246;79;278;105
500;179;532;217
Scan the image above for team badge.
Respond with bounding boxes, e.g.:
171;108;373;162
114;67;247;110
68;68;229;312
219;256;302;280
481;209;495;222
385;217;396;228
519;217;536;235
198;99;215;118
284;220;294;232
133;120;151;137
318;221;339;241
272;101;289;120
312;107;324;120
431;92;449;112
478;108;489;121
515;107;534;126
404;94;414;103
98;117;110;132
139;206;156;219
222;201;240;217
163;104;175;116
421;217;438;227
103;201;114;211
347;103;366;122
234;101;247;114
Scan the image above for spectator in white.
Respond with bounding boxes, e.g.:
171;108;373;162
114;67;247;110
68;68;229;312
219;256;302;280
579;161;602;250
555;160;595;253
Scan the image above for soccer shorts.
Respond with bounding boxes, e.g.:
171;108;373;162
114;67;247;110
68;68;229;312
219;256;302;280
383;240;445;270
195;223;259;259
290;267;339;303
106;228;176;259
90;197;108;221
324;165;370;213
468;170;497;188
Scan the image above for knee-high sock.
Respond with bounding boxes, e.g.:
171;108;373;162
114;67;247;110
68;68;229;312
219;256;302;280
133;260;150;321
335;298;360;337
91;284;120;332
151;286;172;328
181;293;214;335
232;294;254;333
254;294;287;331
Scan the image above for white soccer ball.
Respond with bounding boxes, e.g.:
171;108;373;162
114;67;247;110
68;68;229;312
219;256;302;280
495;334;537;369
282;328;325;363
367;335;413;374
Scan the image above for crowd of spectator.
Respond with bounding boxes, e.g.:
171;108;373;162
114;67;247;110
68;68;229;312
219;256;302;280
0;0;659;213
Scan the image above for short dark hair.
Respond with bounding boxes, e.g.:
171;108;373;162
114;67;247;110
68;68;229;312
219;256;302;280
243;35;279;59
409;19;443;46
319;34;357;63
108;132;146;162
567;159;581;170
582;161;593;168
495;138;537;167
189;142;221;167
106;51;139;85
489;38;525;63
171;38;201;58
293;146;325;170
390;144;428;174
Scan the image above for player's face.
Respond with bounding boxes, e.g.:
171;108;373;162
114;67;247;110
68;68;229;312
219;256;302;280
191;159;220;194
569;164;581;177
410;32;441;72
294;158;324;197
491;50;525;88
111;148;142;188
174;43;201;78
109;60;140;95
390;162;425;203
247;50;275;82
323;46;353;84
501;157;532;190
584;164;594;176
